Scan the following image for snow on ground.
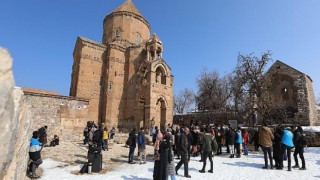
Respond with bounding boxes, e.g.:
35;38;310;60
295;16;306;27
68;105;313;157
40;148;320;180
302;126;320;133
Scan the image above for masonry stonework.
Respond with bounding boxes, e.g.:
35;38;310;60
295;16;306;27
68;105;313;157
23;91;90;141
70;0;174;132
265;60;319;125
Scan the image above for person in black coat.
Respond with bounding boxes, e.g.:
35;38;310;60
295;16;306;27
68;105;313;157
154;134;171;180
128;128;137;164
175;127;191;178
226;128;235;158
187;130;193;161
273;126;283;169
292;126;306;170
251;130;260;151
174;127;181;159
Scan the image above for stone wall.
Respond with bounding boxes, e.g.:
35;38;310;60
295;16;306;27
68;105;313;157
305;131;320;147
23;92;90;142
0;47;33;180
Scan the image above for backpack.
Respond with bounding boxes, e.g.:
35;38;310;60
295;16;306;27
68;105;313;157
138;134;144;145
126;136;132;146
300;135;307;146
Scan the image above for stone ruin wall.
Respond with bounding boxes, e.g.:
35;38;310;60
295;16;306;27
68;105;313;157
0;48;33;180
266;61;318;126
23;92;90;142
305;75;320;125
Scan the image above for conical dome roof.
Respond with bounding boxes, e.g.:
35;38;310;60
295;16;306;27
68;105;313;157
113;0;143;17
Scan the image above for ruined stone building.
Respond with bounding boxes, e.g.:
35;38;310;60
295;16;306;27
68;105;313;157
266;60;319;125
70;0;174;131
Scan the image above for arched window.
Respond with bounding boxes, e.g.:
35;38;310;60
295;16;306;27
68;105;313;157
135;33;141;45
115;29;120;41
155;66;166;85
109;81;113;90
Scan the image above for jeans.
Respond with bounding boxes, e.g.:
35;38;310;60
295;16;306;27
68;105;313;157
29;159;43;176
103;139;108;150
228;145;234;155
280;144;292;170
261;146;273;168
139;149;146;162
175;155;189;176
235;143;241;157
243;144;248;155
129;146;136;163
294;146;305;168
201;151;213;171
166;175;176;180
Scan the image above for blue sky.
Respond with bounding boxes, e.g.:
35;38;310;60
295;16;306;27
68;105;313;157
1;0;319;98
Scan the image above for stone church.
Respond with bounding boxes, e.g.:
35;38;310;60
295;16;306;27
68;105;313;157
69;0;174;131
266;60;319;125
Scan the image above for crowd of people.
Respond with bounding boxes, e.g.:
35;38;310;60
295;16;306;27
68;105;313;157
125;122;308;180
27;120;308;179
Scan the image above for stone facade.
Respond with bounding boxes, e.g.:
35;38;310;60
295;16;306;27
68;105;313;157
70;0;174;131
23;91;90;141
265;60;319;125
0;48;33;180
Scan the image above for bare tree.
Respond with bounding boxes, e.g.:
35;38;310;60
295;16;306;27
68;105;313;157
196;70;229;111
234;51;273;125
174;88;195;114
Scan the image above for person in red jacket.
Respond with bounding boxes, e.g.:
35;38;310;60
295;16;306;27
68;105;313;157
242;129;249;156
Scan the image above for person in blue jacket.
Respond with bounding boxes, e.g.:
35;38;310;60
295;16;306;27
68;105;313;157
29;131;43;178
279;127;294;171
235;128;243;158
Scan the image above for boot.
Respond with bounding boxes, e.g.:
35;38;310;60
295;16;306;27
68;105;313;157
199;169;205;173
299;167;306;170
292;164;300;168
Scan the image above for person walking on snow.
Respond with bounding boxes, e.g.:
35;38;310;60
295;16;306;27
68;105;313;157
259;122;274;169
138;127;147;164
292;126;306;170
199;127;214;173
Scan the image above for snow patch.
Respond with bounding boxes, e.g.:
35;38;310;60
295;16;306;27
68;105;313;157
40;148;320;180
302;126;320;132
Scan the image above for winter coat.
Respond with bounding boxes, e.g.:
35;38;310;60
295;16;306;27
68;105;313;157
179;133;189;156
128;131;137;147
235;131;243;144
103;130;108;140
251;131;259;146
138;131;146;152
281;129;294;148
293;129;303;147
187;133;193;147
259;126;274;147
191;131;198;146
154;140;169;180
198;132;204;145
174;130;181;149
273;128;283;160
29;138;42;161
215;131;222;144
242;131;249;145
226;130;235;145
38;127;47;144
201;133;213;152
166;144;175;176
